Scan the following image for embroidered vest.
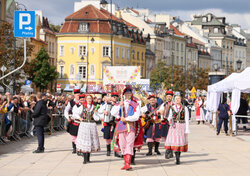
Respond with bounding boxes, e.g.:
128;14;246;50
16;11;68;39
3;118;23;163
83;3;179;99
171;106;185;123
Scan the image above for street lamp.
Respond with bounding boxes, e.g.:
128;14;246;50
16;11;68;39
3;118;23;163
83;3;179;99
100;0;113;66
171;51;174;90
213;63;219;72
236;59;242;72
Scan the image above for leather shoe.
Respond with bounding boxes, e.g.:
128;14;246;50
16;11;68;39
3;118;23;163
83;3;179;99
33;149;44;153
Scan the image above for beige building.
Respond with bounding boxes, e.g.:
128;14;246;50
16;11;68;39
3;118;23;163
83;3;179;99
191;13;235;71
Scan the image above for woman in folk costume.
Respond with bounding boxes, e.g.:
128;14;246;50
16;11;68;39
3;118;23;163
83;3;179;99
111;86;141;170
165;93;189;165
76;95;101;164
195;97;205;124
64;88;81;154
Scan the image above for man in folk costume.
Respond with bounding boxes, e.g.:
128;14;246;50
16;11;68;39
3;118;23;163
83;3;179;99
64;88;82;154
98;93;115;156
164;93;189;165
111;86;141;170
159;90;174;159
141;95;161;156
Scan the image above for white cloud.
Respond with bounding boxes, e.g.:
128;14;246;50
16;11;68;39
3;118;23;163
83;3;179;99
155;8;250;30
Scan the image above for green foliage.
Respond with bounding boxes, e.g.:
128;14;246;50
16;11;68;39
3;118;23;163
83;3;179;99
150;60;209;94
49;24;61;33
27;47;59;90
0;21;33;92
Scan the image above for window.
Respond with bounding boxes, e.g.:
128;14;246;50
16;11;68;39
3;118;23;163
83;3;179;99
202;17;207;23
181;43;184;52
52;43;54;53
70;47;75;54
214;28;218;33
79;45;87;56
78;66;87;79
127;49;130;59
141;52;144;60
78;23;88;32
181;57;183;65
116;47;120;58
90;65;95;77
172;41;175;50
122;48;125;59
69;64;75;78
176;56;179;65
59;45;64;57
103;46;110;57
137;52;139;60
60;66;64;78
176;43;179;51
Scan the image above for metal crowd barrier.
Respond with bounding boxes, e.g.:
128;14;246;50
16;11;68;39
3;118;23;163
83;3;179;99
0;109;66;144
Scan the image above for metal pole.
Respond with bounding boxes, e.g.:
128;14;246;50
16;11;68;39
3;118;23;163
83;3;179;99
86;35;89;93
110;0;113;66
0;38;27;81
13;37;16;94
226;56;228;76
171;52;173;90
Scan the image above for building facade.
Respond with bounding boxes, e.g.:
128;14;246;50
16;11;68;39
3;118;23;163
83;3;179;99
57;5;146;90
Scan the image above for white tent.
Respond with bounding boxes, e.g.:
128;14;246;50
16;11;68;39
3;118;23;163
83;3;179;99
207;67;250;132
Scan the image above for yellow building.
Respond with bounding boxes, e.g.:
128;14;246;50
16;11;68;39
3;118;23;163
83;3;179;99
57;5;146;91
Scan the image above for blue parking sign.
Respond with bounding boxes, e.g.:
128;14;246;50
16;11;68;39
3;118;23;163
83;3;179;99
14;11;35;38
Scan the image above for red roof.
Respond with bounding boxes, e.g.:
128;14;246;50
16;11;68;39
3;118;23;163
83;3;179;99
31;38;48;45
186;43;197;48
130;8;139;15
170;24;185;36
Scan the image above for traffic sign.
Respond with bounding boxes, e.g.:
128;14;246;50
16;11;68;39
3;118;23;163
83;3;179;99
191;87;197;93
1;65;7;73
190;93;196;99
25;80;31;87
14;11;35;38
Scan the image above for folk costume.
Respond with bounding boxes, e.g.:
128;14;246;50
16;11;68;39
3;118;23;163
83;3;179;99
164;104;189;164
98;93;117;156
195;98;205;124
158;90;174;159
76;100;101;164
64;88;81;154
111;87;141;170
141;95;161;156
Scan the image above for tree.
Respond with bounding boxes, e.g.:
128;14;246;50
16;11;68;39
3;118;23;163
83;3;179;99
0;21;33;93
49;24;61;33
150;61;209;94
27;47;58;91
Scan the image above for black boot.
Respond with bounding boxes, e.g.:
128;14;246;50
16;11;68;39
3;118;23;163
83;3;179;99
83;153;87;164
169;150;174;158
106;144;111;156
165;150;170;159
131;149;136;165
146;142;153;156
114;152;122;158
87;153;90;163
175;152;180;165
154;142;161;155
72;142;76;154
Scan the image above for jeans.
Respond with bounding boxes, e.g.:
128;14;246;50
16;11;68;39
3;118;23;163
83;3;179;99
217;118;228;133
36;126;45;150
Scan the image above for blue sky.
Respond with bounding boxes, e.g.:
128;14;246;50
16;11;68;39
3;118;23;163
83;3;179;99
17;0;250;29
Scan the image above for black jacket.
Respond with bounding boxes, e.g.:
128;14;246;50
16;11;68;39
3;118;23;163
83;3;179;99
33;100;49;127
236;98;249;116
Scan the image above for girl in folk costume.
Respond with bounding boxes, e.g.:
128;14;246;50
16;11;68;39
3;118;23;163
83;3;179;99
76;95;101;164
64;88;81;154
111;86;141;170
195;97;205;124
165;93;190;165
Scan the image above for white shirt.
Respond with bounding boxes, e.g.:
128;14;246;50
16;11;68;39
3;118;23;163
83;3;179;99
71;104;83;120
167;105;190;134
111;99;140;122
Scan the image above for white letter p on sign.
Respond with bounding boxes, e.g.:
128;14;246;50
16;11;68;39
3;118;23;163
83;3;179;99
19;13;31;29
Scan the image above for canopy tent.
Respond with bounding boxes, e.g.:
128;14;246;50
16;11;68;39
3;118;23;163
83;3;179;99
207;67;250;116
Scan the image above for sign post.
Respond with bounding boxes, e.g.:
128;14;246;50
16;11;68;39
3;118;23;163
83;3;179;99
0;11;35;81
